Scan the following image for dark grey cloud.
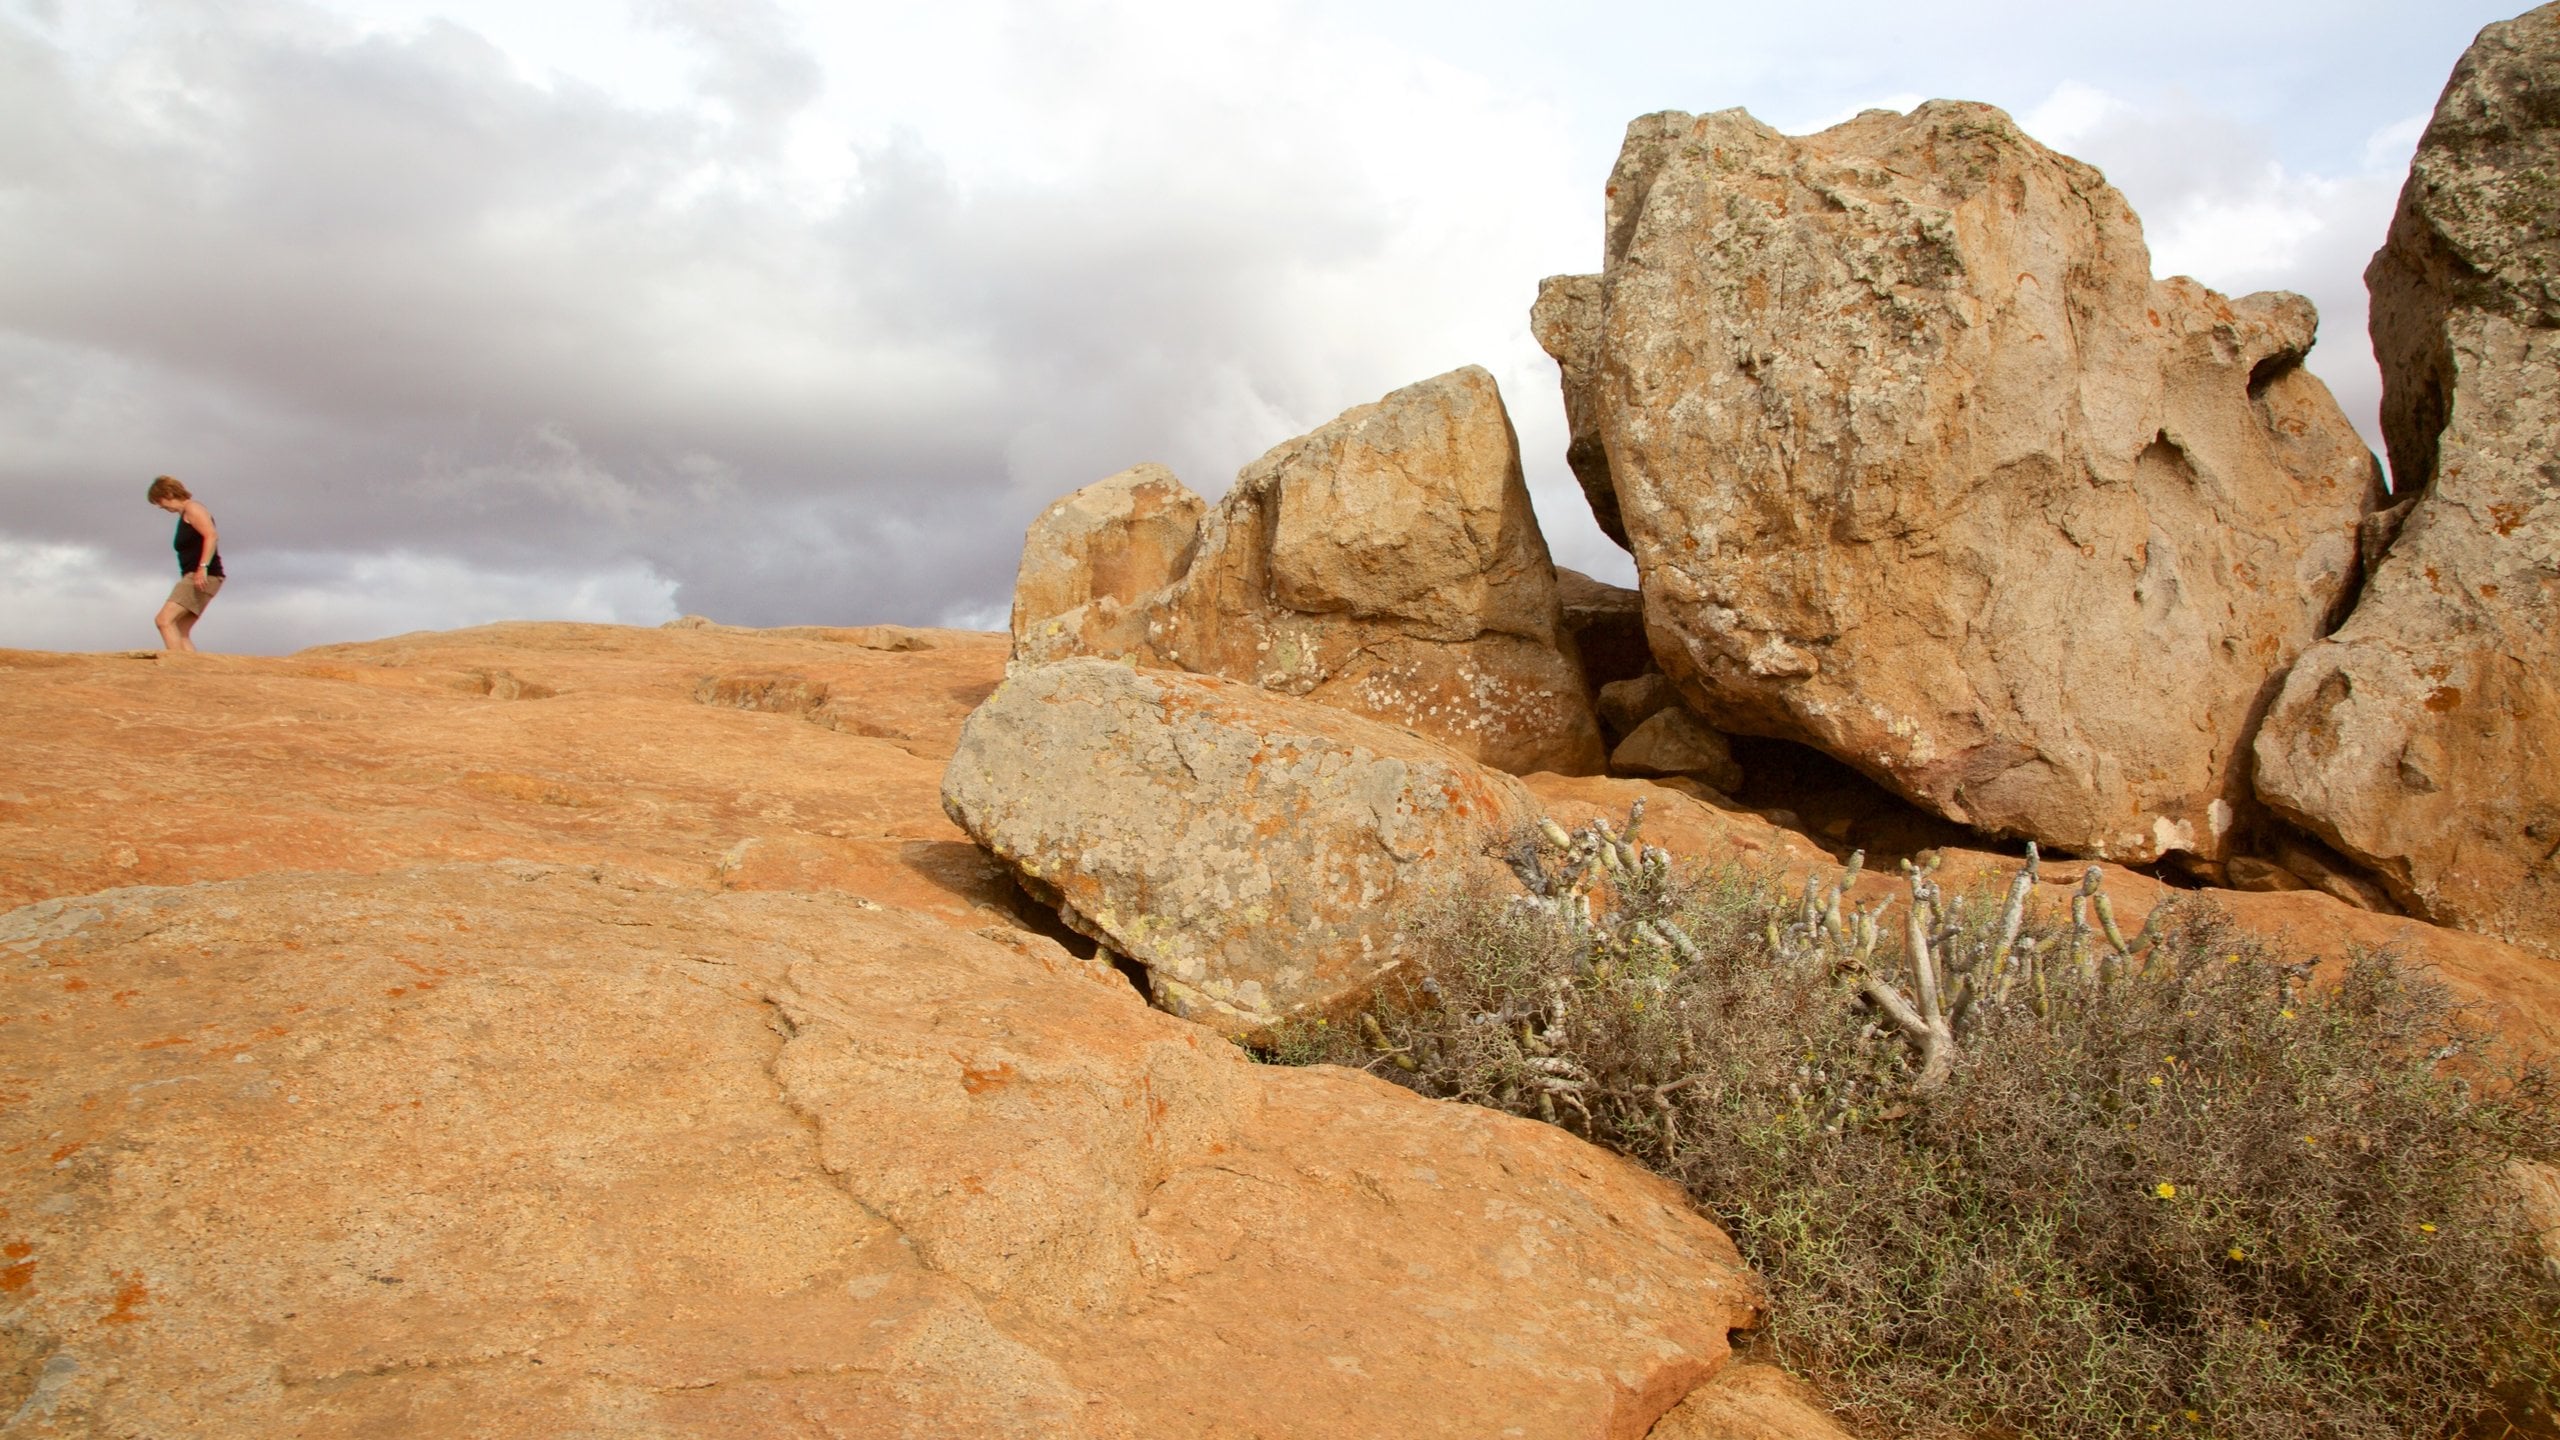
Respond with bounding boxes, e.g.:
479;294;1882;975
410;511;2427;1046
0;0;1523;650
0;0;2520;653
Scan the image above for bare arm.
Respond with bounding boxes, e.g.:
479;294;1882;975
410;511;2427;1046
181;501;217;586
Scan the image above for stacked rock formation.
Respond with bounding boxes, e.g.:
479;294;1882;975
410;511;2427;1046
1010;366;1608;777
2254;2;2560;959
1535;102;2380;865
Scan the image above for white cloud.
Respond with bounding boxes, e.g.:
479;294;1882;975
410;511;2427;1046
0;534;678;653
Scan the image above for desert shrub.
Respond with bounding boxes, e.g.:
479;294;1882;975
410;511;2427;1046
1283;803;2560;1440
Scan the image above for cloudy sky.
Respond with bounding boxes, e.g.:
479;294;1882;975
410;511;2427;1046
0;0;2520;653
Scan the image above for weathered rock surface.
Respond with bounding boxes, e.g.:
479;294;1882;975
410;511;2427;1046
1011;463;1205;667
0;630;1770;1439
1612;707;1746;793
1531;274;1629;550
1010;367;1608;776
1647;1361;1856;1440
0;864;1762;1437
1601;672;1684;741
2253;3;2560;959
1538;103;2379;863
941;658;1535;1038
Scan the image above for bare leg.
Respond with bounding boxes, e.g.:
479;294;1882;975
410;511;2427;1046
174;609;202;651
155;600;200;653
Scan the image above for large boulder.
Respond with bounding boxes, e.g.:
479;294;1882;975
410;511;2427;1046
2253;3;2560;960
1011;463;1205;667
1536;103;2379;863
941;658;1537;1038
1009;367;1609;777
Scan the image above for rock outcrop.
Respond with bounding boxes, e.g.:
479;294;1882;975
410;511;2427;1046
1009;367;1608;777
941;658;1534;1038
1537;103;2380;863
0;632;1769;1439
2253;2;2560;959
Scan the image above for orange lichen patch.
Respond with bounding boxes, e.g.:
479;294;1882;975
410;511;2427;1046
0;1260;31;1294
61;978;88;993
5;1241;31;1260
136;1035;194;1050
110;990;138;1007
46;1143;82;1164
2490;503;2527;537
959;1061;1018;1096
99;1273;149;1324
386;988;408;998
2424;686;2464;713
2480;583;2501;598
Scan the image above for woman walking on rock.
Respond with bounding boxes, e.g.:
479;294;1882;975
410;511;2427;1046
147;475;223;652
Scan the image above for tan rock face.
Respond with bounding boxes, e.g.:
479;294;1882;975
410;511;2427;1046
1539;103;2379;862
1611;707;1745;793
0;629;1766;1439
941;658;1534;1038
1011;463;1205;667
2253;3;2560;960
1530;274;1627;549
1009;367;1608;776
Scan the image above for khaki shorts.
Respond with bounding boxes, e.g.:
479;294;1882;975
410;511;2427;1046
168;576;224;616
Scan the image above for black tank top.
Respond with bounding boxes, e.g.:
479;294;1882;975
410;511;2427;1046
175;514;224;578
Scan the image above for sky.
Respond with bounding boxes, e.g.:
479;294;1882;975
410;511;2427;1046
0;0;2525;654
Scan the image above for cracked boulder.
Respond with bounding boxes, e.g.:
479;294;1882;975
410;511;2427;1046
1008;367;1607;777
941;658;1535;1039
2253;2;2560;959
1535;103;2378;862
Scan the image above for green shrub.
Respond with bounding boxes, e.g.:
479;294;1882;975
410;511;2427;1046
1283;803;2560;1440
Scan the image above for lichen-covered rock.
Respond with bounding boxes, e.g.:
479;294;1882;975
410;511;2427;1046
1538;102;2378;862
2253;3;2560;959
1011;463;1205;668
940;658;1535;1038
1008;368;1607;776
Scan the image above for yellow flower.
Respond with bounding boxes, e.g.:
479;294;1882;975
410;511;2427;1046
2184;1410;2202;1424
2154;1181;2177;1200
2302;1134;2318;1146
2228;1245;2247;1261
2162;1054;2177;1065
2418;1222;2438;1235
2149;1074;2165;1087
2279;1008;2295;1020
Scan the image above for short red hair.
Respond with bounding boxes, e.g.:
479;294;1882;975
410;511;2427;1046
146;475;190;503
